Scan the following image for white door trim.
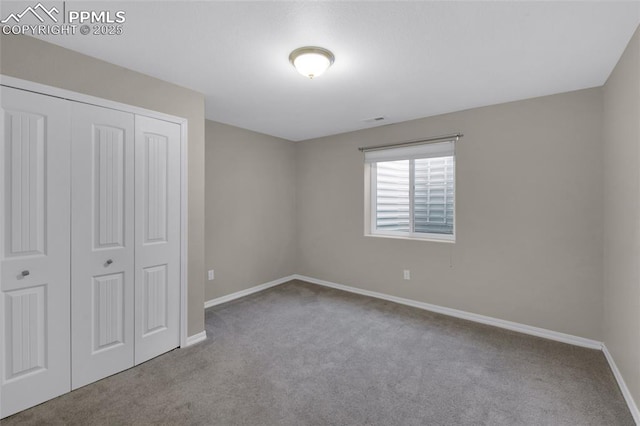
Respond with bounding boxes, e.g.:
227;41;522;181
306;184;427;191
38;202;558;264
0;74;190;349
179;115;189;348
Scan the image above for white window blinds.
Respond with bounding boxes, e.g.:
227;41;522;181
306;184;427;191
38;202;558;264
364;140;454;163
368;140;455;239
375;160;410;232
413;156;455;235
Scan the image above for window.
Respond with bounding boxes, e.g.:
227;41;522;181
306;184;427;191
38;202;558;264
366;140;455;241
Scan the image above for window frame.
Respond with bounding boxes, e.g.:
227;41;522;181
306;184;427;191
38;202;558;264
366;149;456;243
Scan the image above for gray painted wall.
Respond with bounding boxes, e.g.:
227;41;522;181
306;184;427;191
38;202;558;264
295;88;604;341
0;34;206;337
205;121;296;301
603;25;640;410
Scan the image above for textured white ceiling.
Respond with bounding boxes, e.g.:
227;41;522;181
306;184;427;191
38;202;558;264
30;1;640;141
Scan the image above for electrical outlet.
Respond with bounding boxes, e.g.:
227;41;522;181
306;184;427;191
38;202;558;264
403;270;411;280
208;269;215;280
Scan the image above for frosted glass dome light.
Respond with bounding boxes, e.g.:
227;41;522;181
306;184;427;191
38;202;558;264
289;47;335;79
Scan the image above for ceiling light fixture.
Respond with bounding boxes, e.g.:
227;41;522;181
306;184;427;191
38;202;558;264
289;46;335;79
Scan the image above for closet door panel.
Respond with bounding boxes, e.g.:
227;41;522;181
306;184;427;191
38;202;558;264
134;115;181;364
0;87;71;418
71;103;134;389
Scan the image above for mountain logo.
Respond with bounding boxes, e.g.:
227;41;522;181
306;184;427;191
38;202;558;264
1;3;59;24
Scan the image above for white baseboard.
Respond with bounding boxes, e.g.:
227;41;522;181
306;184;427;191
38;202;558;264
184;330;207;347
292;274;602;350
204;275;296;309
602;344;640;425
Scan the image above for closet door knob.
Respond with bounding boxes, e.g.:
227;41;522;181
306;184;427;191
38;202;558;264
106;259;113;265
21;270;30;277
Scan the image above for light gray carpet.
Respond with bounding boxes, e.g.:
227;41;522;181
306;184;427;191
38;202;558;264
4;280;634;425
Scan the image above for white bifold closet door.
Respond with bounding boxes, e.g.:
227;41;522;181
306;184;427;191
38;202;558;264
0;87;72;417
71;103;135;390
134;116;181;365
70;108;181;387
1;86;182;416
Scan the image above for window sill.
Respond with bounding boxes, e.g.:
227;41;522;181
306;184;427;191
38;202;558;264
365;233;455;244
